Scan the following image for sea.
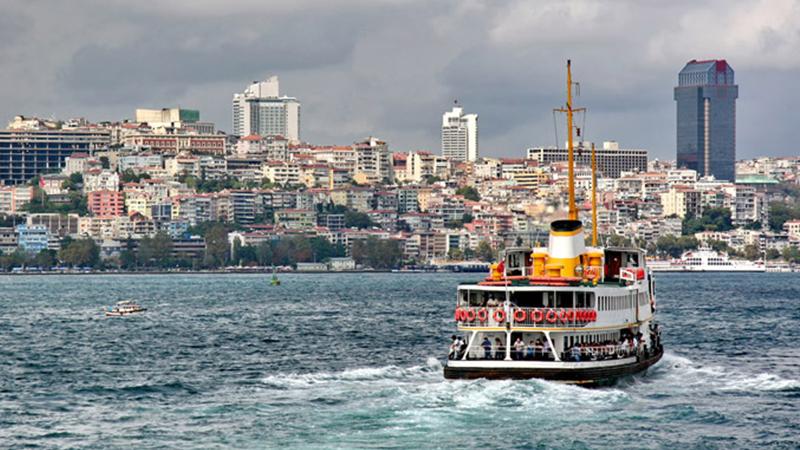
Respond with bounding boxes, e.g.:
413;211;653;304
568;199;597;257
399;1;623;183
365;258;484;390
0;272;798;449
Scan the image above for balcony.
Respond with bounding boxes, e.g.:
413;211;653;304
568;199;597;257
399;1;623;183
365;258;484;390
455;306;597;328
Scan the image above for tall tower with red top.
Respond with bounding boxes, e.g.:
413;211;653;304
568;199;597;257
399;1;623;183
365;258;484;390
674;59;738;181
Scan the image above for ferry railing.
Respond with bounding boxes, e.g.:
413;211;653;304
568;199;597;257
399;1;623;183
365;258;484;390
455;307;596;328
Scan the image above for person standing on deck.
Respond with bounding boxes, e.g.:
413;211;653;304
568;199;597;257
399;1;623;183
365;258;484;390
481;336;492;359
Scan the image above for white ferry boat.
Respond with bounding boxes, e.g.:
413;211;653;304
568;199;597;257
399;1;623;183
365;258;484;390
648;248;765;272
105;300;146;317
444;61;663;385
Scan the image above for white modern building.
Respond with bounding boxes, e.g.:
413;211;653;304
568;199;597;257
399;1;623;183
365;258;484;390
441;106;478;162
232;76;300;142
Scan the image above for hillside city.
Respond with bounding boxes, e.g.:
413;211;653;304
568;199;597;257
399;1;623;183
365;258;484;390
1;71;800;273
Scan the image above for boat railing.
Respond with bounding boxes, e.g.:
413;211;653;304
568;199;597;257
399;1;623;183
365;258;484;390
455;306;596;328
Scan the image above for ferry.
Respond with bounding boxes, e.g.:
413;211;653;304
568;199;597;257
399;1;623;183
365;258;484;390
443;61;663;385
648;247;765;272
105;300;146;317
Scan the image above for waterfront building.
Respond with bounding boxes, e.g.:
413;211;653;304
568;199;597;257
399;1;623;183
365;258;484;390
232;76;300;142
0;227;17;254
0;126;111;185
16;224;49;254
441;106;478;162
526;141;647;178
675;59;738;181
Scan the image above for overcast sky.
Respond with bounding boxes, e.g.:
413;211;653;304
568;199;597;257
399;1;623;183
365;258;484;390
1;0;799;160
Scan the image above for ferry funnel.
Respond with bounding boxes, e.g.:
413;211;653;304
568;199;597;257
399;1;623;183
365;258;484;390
546;219;586;278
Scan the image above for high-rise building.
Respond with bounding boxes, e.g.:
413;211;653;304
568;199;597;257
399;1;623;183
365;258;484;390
353;137;393;185
0;118;111;185
675;59;738;181
232;76;300;142
441;106;478;162
526;141;647;178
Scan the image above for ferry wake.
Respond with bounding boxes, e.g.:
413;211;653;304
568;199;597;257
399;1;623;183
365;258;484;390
444;61;663;385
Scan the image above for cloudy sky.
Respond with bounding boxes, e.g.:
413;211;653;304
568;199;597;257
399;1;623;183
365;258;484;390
1;0;798;159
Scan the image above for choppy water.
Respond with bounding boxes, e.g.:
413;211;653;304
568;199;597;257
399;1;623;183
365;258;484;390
0;273;798;449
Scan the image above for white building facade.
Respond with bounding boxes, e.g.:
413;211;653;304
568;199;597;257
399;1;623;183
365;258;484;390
441;106;478;162
232;76;300;142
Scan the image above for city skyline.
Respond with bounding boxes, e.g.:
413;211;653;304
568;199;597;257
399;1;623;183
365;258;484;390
1;1;799;160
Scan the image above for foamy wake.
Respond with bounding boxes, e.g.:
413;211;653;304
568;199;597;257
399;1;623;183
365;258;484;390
656;352;800;393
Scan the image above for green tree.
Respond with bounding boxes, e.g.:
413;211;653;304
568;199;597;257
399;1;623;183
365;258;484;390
351;237;402;269
58;238;100;267
138;232;173;267
204;224;229;268
781;246;800;264
344;210;373;229
456;186;481;201
33;249;57;269
768;202;800;232
462;213;474;224
475;240;495;262
742;244;761;261
766;248;781;260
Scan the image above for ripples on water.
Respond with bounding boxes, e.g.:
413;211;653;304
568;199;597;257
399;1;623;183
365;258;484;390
0;273;798;448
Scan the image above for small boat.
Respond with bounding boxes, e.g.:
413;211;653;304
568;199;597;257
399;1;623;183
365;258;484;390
105;300;146;317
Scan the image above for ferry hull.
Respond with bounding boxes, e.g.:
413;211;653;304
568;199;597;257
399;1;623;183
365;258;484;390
443;348;663;386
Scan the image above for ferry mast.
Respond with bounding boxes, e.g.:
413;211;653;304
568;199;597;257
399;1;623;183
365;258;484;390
555;60;585;221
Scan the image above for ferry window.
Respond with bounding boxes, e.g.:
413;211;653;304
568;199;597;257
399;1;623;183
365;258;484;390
556;291;573;308
511;291;545;308
459;290;468;305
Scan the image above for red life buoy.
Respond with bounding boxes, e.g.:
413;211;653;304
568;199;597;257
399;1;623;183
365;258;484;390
565;309;575;322
476;308;488;323
454;308;462;321
589;310;597;322
578;309;588;322
513;309;526;322
557;308;567;323
545;309;557;323
465;308;476;322
493;309;506;323
532;309;544;322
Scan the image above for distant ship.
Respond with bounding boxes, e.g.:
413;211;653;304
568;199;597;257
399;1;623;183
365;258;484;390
106;300;146;317
648;248;765;272
443;61;663;386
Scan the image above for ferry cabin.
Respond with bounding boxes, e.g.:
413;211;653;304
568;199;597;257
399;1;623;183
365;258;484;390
452;247;656;363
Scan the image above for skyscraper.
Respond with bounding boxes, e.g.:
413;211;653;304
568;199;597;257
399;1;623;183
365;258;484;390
674;59;738;181
232;76;300;142
441;105;478;162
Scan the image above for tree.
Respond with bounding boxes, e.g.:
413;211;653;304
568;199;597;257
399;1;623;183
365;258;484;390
768;202;800;232
456;186;481;202
351;237;402;269
781;246;800;264
448;248;464;260
204;224;229;268
682;208;733;234
99;156;110;169
344;210;373;229
230;236;242;265
462;213;474;224
766;248;781;260
58;238;100;268
33;249;57;269
475;240;495;262
742;244;761;261
138;232;173;267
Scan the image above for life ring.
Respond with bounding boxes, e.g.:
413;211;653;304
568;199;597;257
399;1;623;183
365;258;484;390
589;310;597;322
578;309;588;322
476;308;489;323
545;309;557;323
531;308;543;322
557;309;567;323
493;309;506;323
513;309;526;322
584;266;597;279
565;309;575;322
454;308;462;321
465;308;476;322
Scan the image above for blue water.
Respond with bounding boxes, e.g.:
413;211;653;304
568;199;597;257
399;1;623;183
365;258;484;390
0;273;798;449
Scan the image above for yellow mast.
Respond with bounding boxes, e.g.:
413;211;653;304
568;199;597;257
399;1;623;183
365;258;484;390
566;60;576;220
555;60;584;221
591;142;598;246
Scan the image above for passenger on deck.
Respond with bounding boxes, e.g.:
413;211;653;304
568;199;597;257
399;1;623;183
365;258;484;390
481;336;492;359
514;337;525;360
458;336;467;359
487;297;499;308
448;335;458;360
526;340;535;360
494;338;504;360
571;343;581;362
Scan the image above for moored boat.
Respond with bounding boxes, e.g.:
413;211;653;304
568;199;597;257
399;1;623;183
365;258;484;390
648;247;765;272
443;61;663;385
